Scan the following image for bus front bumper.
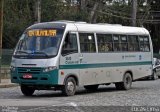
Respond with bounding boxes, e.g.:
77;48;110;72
10;68;59;85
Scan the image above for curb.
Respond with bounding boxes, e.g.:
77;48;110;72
0;83;19;88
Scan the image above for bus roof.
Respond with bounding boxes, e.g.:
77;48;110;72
74;23;149;35
27;21;150;35
55;21;149;35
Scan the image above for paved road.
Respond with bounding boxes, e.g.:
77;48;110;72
0;79;160;112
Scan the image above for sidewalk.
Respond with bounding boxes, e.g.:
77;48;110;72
0;79;19;88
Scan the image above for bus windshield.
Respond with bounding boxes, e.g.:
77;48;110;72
14;28;64;58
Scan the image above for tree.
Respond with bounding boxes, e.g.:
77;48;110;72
80;0;86;10
35;0;41;23
3;0;35;48
0;0;3;50
0;0;4;83
131;0;137;26
1;0;159;53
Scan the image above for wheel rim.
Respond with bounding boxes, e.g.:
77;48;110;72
125;75;131;88
126;77;130;84
67;81;75;93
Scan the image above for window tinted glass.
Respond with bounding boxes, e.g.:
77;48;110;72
139;36;150;52
15;28;64;58
128;35;139;51
62;33;78;55
120;35;128;51
97;34;113;52
113;35;120;51
79;33;96;53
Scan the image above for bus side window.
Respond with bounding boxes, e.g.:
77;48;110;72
120;35;128;51
128;35;139;51
128;44;134;51
79;33;96;53
62;33;78;55
113;35;120;51
139;36;150;52
97;34;112;52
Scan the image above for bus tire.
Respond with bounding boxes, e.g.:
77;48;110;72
62;77;76;96
84;85;99;91
115;73;132;90
20;85;35;96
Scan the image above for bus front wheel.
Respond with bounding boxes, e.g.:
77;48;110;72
62;77;76;96
20;85;35;96
115;73;132;90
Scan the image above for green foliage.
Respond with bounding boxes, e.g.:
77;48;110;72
2;0;158;51
1;49;13;65
3;0;34;48
97;2;131;25
3;0;89;49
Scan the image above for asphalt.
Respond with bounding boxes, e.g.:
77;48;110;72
0;79;18;88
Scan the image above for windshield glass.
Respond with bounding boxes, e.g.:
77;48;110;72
14;28;64;58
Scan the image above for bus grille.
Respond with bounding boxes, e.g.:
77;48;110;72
17;67;42;74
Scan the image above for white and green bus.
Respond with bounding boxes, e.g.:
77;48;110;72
10;21;153;96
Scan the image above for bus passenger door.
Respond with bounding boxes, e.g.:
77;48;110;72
78;33;97;85
59;32;80;85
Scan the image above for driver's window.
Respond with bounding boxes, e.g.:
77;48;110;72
62;33;78;55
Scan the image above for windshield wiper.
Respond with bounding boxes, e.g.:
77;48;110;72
16;50;30;54
33;51;49;57
15;50;50;57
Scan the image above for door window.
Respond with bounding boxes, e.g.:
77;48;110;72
62;33;78;55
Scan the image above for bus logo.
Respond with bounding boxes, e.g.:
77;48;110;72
26;69;30;72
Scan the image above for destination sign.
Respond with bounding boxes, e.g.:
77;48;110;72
27;30;57;37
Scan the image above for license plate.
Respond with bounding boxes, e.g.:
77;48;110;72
23;74;32;79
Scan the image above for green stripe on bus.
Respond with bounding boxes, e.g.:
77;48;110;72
59;61;152;69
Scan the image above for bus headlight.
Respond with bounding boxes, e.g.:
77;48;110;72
43;66;57;72
10;66;16;72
